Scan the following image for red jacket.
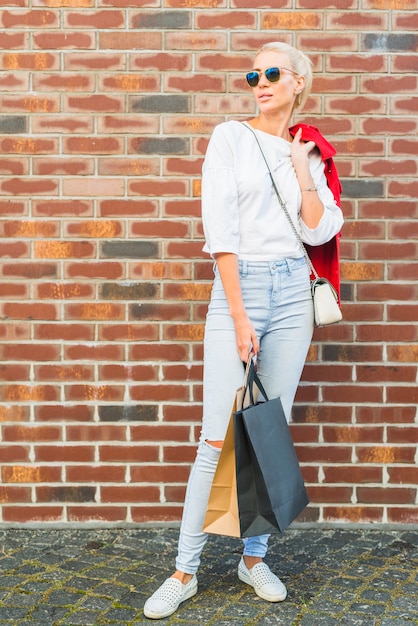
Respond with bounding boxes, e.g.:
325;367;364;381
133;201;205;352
289;123;342;301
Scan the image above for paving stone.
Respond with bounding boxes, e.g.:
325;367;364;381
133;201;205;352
0;528;416;625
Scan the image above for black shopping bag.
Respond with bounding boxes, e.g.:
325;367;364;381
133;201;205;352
234;361;309;537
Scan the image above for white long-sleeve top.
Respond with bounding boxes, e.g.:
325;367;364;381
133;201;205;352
202;120;344;261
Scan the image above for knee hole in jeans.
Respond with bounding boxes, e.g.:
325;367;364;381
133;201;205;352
205;439;223;451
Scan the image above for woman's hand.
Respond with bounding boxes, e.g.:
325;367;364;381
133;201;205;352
290;128;315;171
232;312;259;362
214;252;259;362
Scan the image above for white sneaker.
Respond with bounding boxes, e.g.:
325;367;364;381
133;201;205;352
238;557;287;602
143;575;198;619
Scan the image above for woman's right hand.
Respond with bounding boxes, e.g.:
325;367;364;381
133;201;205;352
232;312;259;362
214;252;259;361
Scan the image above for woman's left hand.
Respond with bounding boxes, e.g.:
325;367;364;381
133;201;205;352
290;128;316;170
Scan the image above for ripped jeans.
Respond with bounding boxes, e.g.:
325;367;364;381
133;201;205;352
176;258;314;574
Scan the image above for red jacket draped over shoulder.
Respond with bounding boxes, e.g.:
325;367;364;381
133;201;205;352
289;123;342;302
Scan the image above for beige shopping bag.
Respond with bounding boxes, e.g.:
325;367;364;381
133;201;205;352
202;363;257;538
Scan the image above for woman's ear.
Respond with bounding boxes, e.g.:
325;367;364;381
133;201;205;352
294;75;305;95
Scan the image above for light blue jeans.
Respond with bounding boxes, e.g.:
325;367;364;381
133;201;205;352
176;257;314;574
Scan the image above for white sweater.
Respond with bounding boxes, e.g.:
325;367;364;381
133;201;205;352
202;120;344;261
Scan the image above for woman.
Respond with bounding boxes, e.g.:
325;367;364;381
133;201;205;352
144;41;344;620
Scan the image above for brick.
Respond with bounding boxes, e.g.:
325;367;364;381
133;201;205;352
99;404;159;422
0;303;58;321
0;95;59;112
32;115;94;134
131;506;182;524
1;137;57;153
35;404;94;422
130;303;189;321
33;158;95;176
33;31;95;49
62;177;125;197
2;262;57;279
2;424;61;441
326;95;386;115
131;52;191;71
35;445;95;463
35;364;94;381
34;240;95;259
36;486;96;502
0;72;29;91
364;33;418;52
165;32;227;50
101;241;159;259
101;282;158;300
98;116;159;135
65;94;124;113
360;159;417;177
0;343;60;361
387;508;418;525
33;199;93;216
262;12;321;29
387;426;418;444
1;52;59;71
2;465;62;483
1;385;59;402
33;73;94;91
64;220;123;238
362;75;417;95
0;406;30;422
324;507;383;524
63;136;123;154
0;157;28;175
40;281;92;304
0;115;27;133
356;446;415;464
101;486;160;503
98;157;159;176
65;344;124;361
34;323;94;341
99;363;158;381
65;53;126;71
0;32;28;49
131;10;191;29
2;506;63;523
66;262;125;279
323;466;382;484
1;10;58;28
131;136;189;155
100;74;159;92
98;323;158;342
64;303;124;321
0;363;28;379
68;506;127;523
342;179;384;198
388;467;418;485
99;31;162;51
66;465;126;483
131;94;190;113
329;12;387;30
65;10;124;28
100;199;157;217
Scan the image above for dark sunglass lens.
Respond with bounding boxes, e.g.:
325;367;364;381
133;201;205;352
246;72;259;87
265;67;281;83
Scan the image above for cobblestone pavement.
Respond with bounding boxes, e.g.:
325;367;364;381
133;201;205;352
0;527;416;625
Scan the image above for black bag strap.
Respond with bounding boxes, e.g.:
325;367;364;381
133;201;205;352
244;359;269;405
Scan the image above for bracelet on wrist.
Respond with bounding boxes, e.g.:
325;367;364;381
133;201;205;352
302;186;318;193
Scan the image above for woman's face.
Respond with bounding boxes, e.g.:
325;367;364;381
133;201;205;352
249;50;304;115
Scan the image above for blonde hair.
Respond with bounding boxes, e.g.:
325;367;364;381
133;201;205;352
255;42;313;111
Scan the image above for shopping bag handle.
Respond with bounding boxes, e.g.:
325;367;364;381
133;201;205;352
244;359;269;405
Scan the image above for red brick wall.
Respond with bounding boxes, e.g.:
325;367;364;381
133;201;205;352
1;2;417;526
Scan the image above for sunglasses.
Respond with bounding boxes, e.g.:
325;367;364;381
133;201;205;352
246;66;298;88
